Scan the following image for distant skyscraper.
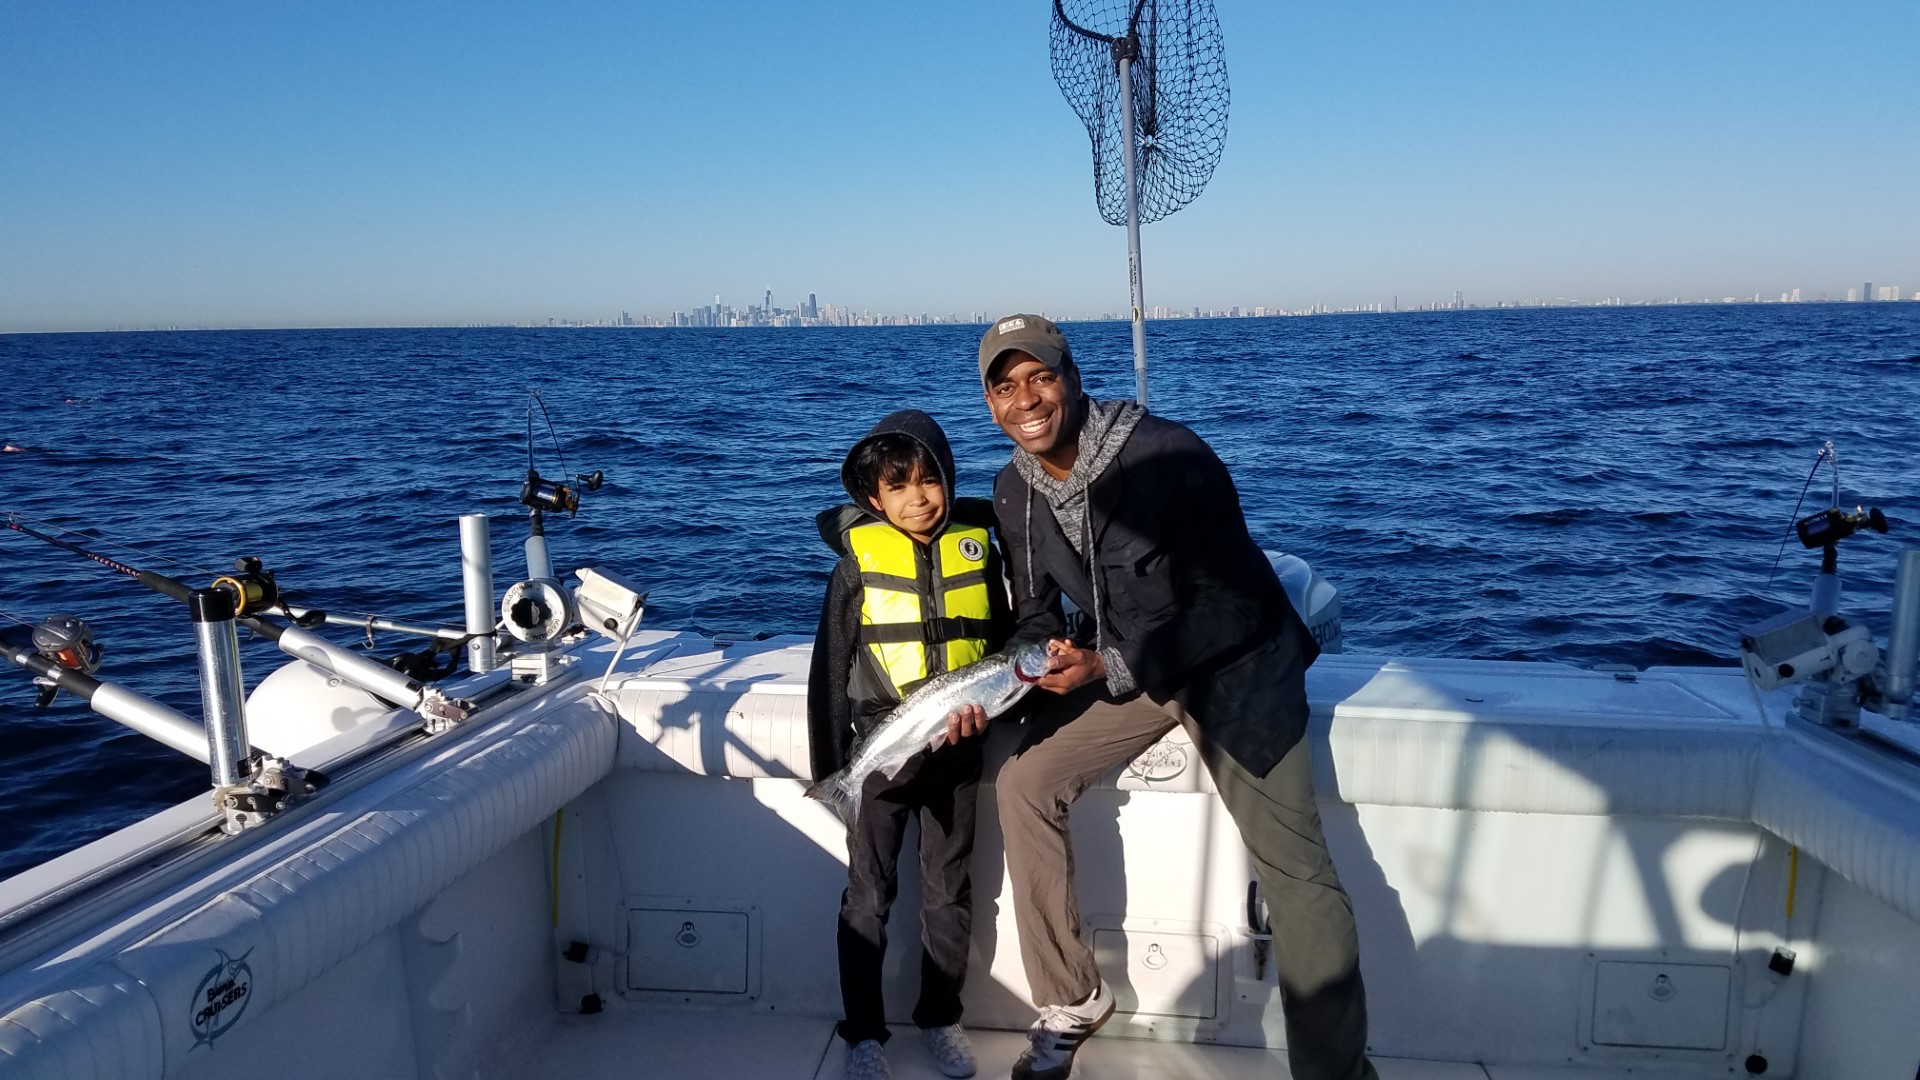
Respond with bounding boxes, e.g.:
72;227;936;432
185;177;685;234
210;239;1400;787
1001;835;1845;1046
808;292;818;319
1863;282;1873;302
764;288;772;314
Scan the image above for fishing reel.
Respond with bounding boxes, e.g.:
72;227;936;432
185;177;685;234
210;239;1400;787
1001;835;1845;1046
30;614;101;708
520;467;604;518
212;556;283;617
1797;506;1888;552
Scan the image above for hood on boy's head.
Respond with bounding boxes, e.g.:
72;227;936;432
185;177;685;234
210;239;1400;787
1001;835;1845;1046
837;408;958;512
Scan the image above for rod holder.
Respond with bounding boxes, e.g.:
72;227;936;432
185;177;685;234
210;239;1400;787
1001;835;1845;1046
191;588;251;789
525;508;553;581
460;513;496;674
1885;548;1920;719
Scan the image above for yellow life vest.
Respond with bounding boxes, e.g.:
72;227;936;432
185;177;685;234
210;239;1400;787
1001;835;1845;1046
848;519;993;698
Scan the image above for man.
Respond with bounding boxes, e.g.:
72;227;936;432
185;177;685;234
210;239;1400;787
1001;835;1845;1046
966;313;1378;1080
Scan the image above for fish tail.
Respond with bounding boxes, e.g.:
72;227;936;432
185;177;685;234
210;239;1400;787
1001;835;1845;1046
803;769;862;827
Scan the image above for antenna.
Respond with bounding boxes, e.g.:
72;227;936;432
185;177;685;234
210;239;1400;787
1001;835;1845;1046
1051;0;1230;406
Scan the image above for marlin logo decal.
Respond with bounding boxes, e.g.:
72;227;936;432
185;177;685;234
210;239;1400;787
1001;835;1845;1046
189;947;254;1049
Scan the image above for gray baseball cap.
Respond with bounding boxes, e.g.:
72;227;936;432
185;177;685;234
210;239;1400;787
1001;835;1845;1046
978;313;1072;388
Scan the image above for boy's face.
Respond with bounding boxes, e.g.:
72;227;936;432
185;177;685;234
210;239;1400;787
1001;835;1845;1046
867;465;946;543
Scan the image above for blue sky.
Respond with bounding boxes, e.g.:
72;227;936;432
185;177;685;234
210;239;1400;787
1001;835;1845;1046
2;1;1916;331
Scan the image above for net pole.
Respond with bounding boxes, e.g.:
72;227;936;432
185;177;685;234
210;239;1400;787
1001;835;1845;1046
1116;47;1149;408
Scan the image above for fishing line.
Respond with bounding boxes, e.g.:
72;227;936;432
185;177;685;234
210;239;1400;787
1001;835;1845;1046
1764;441;1838;589
3;512;220;578
526;390;569;481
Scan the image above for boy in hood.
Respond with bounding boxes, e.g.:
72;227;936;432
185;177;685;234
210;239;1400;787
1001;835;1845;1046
807;409;1014;1080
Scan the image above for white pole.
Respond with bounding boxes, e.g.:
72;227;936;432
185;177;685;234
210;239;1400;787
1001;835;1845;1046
460;513;497;674
1116;43;1149;409
525;510;554;582
1885;548;1920;719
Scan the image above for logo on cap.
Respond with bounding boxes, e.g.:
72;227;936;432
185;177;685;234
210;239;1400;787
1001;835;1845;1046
997;318;1026;334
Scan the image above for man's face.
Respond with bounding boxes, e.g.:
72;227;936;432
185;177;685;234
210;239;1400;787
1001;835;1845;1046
985;352;1080;458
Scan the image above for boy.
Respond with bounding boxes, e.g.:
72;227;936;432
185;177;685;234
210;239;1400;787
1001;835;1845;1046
808;409;1013;1080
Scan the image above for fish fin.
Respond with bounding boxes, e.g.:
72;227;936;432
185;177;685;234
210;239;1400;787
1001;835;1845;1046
804;771;862;828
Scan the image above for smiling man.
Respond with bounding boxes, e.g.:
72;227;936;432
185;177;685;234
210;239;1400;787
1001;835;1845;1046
974;314;1378;1080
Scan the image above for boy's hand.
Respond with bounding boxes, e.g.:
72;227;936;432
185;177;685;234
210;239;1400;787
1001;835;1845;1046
1038;638;1106;693
945;704;989;743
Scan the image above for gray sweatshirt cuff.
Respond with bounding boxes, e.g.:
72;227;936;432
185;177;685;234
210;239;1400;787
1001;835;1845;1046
1101;647;1137;697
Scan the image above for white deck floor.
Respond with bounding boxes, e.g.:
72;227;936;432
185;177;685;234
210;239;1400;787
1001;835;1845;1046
489;1011;1723;1080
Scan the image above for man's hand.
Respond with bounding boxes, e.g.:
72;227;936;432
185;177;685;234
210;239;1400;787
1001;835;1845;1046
1037;638;1106;693
944;703;989;744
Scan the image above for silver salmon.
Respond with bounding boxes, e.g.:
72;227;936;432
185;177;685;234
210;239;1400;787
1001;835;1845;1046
807;642;1050;826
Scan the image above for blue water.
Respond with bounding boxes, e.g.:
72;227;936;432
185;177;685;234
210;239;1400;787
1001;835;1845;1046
2;305;1918;878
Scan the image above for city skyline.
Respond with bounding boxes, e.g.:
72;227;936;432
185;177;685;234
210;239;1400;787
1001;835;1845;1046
3;2;1917;334
208;283;1910;335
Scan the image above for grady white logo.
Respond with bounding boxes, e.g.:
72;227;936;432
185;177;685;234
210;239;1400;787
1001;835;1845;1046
957;537;985;562
189;947;253;1049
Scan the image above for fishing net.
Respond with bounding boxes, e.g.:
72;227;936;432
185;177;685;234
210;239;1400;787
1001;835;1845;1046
1049;0;1229;226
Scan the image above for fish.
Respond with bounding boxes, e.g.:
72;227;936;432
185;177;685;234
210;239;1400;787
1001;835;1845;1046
806;642;1051;827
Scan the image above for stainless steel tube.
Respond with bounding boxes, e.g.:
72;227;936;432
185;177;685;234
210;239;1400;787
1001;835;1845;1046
460;513;496;674
191;588;251;788
92;684;212;764
274;623;424;708
1885;548;1920;716
281;606;468;642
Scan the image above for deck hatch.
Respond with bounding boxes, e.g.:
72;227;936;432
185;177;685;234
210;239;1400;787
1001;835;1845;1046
625;907;751;995
1092;924;1220;1020
1589;960;1730;1050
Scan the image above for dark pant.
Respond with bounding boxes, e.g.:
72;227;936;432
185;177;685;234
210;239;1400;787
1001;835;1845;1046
996;684;1378;1080
837;742;983;1046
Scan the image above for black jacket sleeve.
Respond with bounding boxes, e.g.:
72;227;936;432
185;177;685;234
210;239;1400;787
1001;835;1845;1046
805;557;863;782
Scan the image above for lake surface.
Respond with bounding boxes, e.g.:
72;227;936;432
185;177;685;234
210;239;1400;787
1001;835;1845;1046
2;304;1918;877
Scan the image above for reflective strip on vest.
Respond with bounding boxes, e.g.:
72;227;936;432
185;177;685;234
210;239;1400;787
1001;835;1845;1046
850;519;993;697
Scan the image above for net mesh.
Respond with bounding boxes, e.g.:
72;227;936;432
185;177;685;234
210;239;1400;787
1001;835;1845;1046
1050;0;1228;227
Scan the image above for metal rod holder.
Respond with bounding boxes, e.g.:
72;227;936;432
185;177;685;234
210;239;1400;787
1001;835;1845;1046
190;588;252;789
525;508;553;581
1885;548;1920;719
461;513;497;674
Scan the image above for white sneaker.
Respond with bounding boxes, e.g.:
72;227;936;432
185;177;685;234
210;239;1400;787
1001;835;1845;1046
845;1038;892;1080
1011;980;1115;1080
921;1023;977;1078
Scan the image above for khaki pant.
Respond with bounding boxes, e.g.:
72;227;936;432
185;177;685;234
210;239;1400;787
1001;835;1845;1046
995;686;1378;1080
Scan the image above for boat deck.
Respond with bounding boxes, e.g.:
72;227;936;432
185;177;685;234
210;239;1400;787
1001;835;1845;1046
491;1012;1718;1080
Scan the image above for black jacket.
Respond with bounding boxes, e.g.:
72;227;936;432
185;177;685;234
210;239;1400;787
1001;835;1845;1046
995;410;1320;777
806;410;1014;782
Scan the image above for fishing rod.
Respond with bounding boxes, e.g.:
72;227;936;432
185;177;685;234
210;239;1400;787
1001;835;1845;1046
0;611;211;762
1;607;326;834
2;515;473;727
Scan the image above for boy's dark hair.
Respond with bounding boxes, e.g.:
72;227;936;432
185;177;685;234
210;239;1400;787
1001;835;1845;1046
849;434;941;499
